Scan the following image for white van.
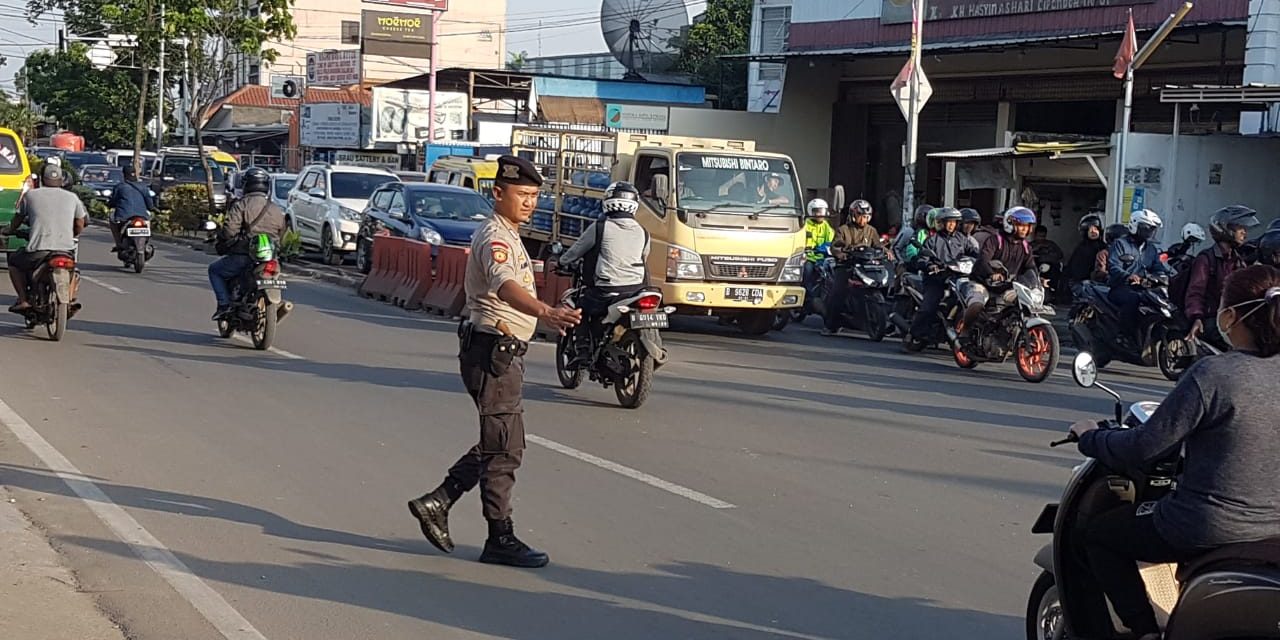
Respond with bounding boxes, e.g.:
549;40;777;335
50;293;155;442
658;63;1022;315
105;149;159;174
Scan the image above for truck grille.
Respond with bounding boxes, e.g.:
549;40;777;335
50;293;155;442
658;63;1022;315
705;256;782;281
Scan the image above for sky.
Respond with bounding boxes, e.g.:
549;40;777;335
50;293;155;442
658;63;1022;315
504;0;705;59
0;0;707;95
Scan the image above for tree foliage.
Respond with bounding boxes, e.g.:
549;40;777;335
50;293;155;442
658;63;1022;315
507;50;529;71
22;46;151;149
677;0;751;109
0;92;38;139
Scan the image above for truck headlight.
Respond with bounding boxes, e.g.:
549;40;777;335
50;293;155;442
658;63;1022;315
340;207;362;222
666;245;703;280
780;252;805;283
420;228;443;245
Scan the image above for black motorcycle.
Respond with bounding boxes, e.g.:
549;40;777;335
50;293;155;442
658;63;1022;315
892;253;975;351
203;221;292;350
116;215;154;274
551;252;670;410
1069;276;1176;374
1027;351;1280;640
826;245;893;341
791;243;835;323
2;229;81;341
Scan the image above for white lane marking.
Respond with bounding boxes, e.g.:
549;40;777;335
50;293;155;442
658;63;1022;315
0;397;269;640
229;335;305;360
80;275;127;295
526;434;737;509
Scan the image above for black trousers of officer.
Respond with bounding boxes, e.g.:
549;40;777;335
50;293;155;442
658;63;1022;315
446;333;526;521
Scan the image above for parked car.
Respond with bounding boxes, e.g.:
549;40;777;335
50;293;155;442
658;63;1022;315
64;151;111;171
151;152;228;210
105;149;158;174
355;183;491;274
288;164;400;265
78;164;124;200
29;146;65;164
269;172;297;211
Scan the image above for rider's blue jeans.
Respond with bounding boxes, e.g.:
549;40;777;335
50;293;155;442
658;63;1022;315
208;254;253;308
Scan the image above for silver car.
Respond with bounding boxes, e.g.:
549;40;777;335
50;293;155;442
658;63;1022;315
270;172;297;211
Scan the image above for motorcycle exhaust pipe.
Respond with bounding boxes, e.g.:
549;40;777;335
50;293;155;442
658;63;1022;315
276;300;294;323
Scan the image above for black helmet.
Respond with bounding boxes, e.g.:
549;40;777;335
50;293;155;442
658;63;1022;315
122;164;137;181
959;208;981;225
1209;204;1260;245
603;181;640;217
850;199;872;216
242;167;270;195
1078;213;1103;234
1104;223;1128;244
1268;218;1280;233
1257;230;1280;266
913;204;932;228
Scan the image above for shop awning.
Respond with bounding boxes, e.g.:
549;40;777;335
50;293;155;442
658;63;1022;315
537;96;604;125
931;141;1110;160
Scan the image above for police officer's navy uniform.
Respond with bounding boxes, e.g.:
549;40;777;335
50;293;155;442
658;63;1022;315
408;156;550;568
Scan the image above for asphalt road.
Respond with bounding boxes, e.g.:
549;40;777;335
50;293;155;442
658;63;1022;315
0;229;1176;640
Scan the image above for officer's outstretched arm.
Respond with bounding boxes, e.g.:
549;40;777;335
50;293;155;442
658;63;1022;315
497;281;580;331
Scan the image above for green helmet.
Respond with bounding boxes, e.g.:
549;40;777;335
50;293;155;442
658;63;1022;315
253;233;274;260
925;208;939;231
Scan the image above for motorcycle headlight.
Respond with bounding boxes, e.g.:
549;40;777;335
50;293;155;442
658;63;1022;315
859;273;877;286
1030;287;1045;307
779;252;805;283
340;207;362;222
419;228;443;245
666;245;703;280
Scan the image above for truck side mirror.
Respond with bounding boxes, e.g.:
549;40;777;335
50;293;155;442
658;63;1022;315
653;174;670;202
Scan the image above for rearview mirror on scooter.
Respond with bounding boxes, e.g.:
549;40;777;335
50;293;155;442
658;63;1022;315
1071;351;1097;388
1071;351;1124;422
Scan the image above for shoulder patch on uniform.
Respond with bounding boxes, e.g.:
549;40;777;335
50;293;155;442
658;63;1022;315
492;245;509;264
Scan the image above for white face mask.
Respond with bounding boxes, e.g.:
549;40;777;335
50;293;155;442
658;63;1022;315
1217;286;1280;346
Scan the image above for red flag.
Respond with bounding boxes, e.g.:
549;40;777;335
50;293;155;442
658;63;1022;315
1113;10;1136;79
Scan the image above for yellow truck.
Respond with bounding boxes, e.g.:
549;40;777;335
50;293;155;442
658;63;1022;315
512;127;807;335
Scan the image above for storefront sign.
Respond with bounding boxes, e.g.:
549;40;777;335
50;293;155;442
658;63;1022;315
300;103;361;149
370;88;467;143
333;150;401;170
881;0;1154;25
361;9;432;59
306;50;361;87
604;103;670;131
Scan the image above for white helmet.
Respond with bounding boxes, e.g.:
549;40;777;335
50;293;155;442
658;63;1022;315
806;198;829;218
1128;208;1163;240
1181;222;1206;243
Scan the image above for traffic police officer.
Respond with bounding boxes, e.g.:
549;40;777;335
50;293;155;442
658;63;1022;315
408;155;580;568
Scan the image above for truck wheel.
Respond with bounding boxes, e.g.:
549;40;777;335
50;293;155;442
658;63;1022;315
737;310;774;336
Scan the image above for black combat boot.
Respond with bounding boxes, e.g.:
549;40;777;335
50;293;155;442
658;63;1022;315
478;518;549;568
407;482;460;553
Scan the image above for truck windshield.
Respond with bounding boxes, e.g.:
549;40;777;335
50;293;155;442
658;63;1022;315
675;153;802;216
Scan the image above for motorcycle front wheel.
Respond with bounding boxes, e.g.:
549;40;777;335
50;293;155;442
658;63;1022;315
217;318;234;338
1156;336;1188;381
614;337;653;409
1016;324;1060;384
865;295;889;342
555;332;584;389
1025;571;1065;640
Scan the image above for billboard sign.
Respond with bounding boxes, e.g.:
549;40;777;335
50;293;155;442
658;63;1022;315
604;103;669;131
306;50;361;87
881;0;1155;25
371;87;468;143
361;9;432;59
363;0;447;9
300;103;361;149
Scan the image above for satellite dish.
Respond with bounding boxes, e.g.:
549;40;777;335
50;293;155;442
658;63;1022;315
601;0;689;79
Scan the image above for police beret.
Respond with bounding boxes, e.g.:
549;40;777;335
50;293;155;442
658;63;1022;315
495;155;544;187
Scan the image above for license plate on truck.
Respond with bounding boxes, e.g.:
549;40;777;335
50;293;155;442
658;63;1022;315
725;287;764;303
629;312;669;329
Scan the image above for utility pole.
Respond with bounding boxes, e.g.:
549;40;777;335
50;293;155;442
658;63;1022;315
427;11;441;152
156;0;166;153
181;37;190;145
901;0;925;225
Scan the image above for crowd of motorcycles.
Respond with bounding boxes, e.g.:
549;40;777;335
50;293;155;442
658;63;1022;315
776;228;1226;384
778;239;1062;383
